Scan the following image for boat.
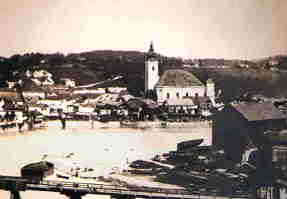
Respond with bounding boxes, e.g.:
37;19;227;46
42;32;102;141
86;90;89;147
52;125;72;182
55;170;70;179
120;120;139;128
177;139;204;152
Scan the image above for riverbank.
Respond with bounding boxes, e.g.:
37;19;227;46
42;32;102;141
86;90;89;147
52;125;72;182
120;120;212;129
0;119;212;135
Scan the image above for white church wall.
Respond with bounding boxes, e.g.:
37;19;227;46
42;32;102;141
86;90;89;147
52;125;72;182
206;82;215;99
156;86;206;102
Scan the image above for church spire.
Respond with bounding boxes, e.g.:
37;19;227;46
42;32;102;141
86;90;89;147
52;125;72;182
147;41;157;60
148;41;154;53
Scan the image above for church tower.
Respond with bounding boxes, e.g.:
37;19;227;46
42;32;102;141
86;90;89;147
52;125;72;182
145;42;159;92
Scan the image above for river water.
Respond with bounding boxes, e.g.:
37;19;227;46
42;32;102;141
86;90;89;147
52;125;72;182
0;121;212;199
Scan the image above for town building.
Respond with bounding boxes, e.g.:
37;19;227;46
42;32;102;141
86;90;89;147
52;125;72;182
212;102;287;164
23;89;45;99
144;42;215;103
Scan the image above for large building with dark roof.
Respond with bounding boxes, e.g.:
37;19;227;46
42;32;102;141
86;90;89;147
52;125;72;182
212;102;287;164
155;69;215;102
144;43;215;103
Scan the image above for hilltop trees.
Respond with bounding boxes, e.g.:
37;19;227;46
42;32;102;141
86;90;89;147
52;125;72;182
0;50;184;97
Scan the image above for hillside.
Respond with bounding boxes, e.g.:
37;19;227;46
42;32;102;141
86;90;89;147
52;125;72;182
188;68;287;102
0;50;182;96
253;55;287;70
0;51;287;100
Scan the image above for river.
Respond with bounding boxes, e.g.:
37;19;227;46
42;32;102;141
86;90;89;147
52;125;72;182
0;121;212;199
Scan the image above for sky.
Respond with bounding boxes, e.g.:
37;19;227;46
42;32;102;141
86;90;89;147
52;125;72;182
1;0;287;59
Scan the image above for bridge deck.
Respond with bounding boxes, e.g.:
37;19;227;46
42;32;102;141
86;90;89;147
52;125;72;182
0;175;249;199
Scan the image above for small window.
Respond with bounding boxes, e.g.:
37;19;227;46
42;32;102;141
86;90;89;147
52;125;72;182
167;93;170;99
176;92;180;98
186;92;189;97
152;66;155;71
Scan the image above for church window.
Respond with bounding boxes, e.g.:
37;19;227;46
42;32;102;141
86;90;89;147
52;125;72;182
167;93;170;99
176;92;180;98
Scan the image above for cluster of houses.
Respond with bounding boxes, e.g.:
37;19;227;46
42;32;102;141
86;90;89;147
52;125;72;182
0;43;224;124
0;90;215;123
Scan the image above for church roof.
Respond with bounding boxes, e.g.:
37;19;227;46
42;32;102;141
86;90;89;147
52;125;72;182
165;98;194;106
156;69;204;87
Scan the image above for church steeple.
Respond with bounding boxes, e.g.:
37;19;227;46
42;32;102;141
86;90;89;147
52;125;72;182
148;41;154;54
145;41;159;92
146;41;157;60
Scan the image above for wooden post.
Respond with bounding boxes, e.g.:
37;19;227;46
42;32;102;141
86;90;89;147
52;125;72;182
10;191;21;199
111;195;136;199
273;185;280;199
62;191;86;199
69;194;82;199
68;193;83;199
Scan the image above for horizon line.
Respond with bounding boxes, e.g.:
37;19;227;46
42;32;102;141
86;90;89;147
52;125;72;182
1;48;286;61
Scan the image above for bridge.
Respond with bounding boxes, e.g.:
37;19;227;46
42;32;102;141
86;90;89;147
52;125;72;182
0;175;250;199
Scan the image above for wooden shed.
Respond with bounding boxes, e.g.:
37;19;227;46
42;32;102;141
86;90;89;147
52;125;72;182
212;102;286;164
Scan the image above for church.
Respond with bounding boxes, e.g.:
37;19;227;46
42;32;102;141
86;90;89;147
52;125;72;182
144;42;215;103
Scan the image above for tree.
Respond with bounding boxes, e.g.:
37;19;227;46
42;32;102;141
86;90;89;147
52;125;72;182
48;53;66;66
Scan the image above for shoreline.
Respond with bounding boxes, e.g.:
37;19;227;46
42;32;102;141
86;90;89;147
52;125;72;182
0;119;212;137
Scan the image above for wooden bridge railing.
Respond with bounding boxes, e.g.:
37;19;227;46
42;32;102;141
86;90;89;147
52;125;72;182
0;175;250;199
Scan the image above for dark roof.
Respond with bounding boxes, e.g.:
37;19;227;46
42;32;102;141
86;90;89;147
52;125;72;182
157;69;203;87
232;102;286;121
21;161;54;172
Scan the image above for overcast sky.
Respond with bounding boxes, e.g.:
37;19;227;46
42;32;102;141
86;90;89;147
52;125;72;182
1;0;287;59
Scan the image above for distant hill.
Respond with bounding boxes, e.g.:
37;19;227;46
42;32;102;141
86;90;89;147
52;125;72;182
1;50;287;100
188;68;287;102
0;50;182;95
252;55;287;70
